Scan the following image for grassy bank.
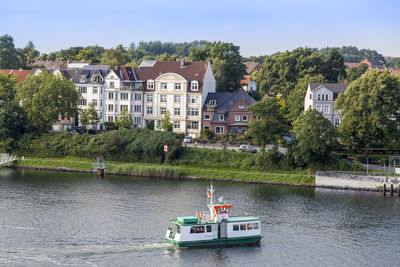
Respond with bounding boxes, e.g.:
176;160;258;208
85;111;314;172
11;156;314;185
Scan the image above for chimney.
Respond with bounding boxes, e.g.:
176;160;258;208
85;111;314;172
180;58;186;68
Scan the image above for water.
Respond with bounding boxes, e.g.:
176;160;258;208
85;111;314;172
0;168;399;266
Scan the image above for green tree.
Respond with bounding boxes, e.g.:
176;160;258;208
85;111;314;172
0;72;18;102
324;48;346;82
0;34;19;69
160;110;173;131
16;72;80;132
0;101;27;141
335;70;400;158
189;41;246;92
80;103;100;132
291;109;338;166
347;64;368;82
156;53;179;61
285;74;327;123
115;107;132;130
18;41;40;68
101;45;130;67
248;97;287;154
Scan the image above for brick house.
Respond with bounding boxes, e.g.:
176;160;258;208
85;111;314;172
202;89;256;135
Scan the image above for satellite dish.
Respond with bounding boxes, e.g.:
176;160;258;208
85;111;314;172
218;197;224;203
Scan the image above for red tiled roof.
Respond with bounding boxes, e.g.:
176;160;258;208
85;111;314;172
134;61;209;91
240;75;252;85
344;62;362;68
244;62;260;75
0;69;31;82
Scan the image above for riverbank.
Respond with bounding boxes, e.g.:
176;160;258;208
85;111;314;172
7;156;314;186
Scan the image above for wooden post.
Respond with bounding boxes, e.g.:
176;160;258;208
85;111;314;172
391;183;394;196
383;183;386;196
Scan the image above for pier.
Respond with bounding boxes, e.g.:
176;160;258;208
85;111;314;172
0;153;17;167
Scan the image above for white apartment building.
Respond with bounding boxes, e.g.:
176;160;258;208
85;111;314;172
135;60;216;137
304;83;348;126
104;66;144;127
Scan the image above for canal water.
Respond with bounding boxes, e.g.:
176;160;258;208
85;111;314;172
0;168;399;266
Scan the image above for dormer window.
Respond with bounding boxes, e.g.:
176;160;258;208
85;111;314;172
161;83;167;90
219;114;224;121
92;75;102;84
147;80;154;89
239;105;244;109
209;100;216;106
191;81;199;91
80;75;86;82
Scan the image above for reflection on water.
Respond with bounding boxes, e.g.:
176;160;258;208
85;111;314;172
0;168;399;266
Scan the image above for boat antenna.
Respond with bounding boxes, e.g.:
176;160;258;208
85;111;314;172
208;183;215;205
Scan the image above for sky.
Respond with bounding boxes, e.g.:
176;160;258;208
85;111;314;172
1;0;400;57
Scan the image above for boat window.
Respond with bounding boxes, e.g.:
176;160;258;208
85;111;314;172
206;225;212;232
247;223;253;230
190;226;205;234
254;222;259;229
240;224;246;231
174;225;180;233
233;224;239;231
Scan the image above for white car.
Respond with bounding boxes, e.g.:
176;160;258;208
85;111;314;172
183;136;192;143
239;145;257;153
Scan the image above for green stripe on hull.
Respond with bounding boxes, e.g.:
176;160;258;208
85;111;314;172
166;235;262;247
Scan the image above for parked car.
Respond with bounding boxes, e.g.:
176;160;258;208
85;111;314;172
239;145;257;153
183;136;192;143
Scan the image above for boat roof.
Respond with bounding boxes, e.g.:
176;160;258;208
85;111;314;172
227;216;260;222
170;219;217;226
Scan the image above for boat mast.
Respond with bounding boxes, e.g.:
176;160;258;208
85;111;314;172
208;184;215;205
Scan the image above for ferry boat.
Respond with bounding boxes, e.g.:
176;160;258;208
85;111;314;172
165;185;262;247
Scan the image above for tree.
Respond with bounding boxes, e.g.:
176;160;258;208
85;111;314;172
0;34;19;69
16;72;80;132
247;97;287;154
291;109;338;166
285;74;327;123
0;72;18;102
189;41;246;92
0;101;27;141
324;48;346;82
115;107;132;130
335;70;400;158
18;41;40;68
160;110;173;131
101;45;130;67
347;64;368;82
80;103;100;132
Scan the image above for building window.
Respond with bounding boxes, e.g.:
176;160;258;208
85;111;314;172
215;126;224;134
92;99;98;107
174;121;180;129
80;98;87;106
161;95;167;103
239;105;245;109
204;114;210;120
120;105;128;112
110;82;115;88
326;94;329;100
189;95;198;104
309;94;312;100
147;94;153;102
174;108;181;116
317;94;321;100
78;86;87;93
174;83;181;90
160;107;166;115
219;114;224;121
235;115;240;121
233;224;239;231
134;117;142;125
204;126;210;130
121;93;129;100
191;81;198;90
188;121;199;129
100;100;103;107
335;117;340;126
242;115;248;121
147;106;153;115
135;93;141;101
93;87;98;94
174;95;181;103
161;83;167;90
108;92;114;100
187;108;199;116
209;99;216;106
134;105;141;112
316;105;321;112
108;116;113;122
147;80;154;89
108;104;113;112
324;105;330;114
80;75;86;82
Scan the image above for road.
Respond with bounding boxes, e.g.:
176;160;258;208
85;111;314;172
183;143;288;154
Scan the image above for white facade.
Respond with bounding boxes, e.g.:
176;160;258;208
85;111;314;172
76;80;106;129
304;84;345;126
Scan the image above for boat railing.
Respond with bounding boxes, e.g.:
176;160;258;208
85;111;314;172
196;211;211;223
